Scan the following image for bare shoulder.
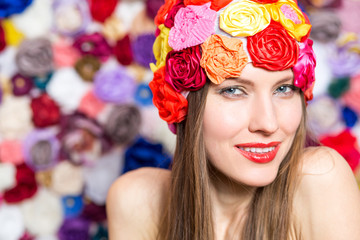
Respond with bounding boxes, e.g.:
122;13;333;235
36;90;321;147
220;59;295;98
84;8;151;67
106;167;171;240
294;146;360;240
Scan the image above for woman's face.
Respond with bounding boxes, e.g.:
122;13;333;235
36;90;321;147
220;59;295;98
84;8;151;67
203;64;302;187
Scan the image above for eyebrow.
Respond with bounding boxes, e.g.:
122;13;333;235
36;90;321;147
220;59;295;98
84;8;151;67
232;75;294;86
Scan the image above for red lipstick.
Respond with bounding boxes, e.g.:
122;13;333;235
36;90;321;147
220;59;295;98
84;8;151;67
235;142;281;164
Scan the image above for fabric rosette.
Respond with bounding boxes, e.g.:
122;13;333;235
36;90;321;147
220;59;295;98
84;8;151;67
309;10;341;43
247;21;299;71
113;35;133;66
0;0;33;18
164;0;185;28
149;67;188;123
30;93;61;128
11;73;33;96
0;140;24;165
58;217;90;240
0;204;25;240
15;38;53;77
184;0;233;11
0;22;5;52
80;202;107;222
200;34;248;84
123;137;172;174
168;2;217;51
62;195;84;219
73;32;112;62
150;24;173;72
104;104;142;145
53;39;81;68
89;0;118;23
135;83;153;106
0;163;16;192
293;39;316;101
3;163;38;204
154;0;178;26
219;0;271;37
132;33;157;68
33;72;53;91
266;0;311;42
78;90;106;119
52;0;91;37
165;45;206;92
51;161;84;196
23;129;60;171
94;65;136;104
75;55;101;82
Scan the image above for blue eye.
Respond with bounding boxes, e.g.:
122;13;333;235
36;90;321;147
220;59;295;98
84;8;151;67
219;86;245;98
274;85;297;96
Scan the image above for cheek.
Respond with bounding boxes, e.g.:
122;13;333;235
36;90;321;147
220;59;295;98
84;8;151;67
277;99;303;134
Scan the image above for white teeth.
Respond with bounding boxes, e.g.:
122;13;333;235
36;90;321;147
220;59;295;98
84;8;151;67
239;146;275;154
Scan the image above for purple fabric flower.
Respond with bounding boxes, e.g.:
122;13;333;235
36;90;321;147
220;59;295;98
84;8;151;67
93;66;136;103
23;129;60;171
52;0;91;37
11;73;33;96
0;0;33;18
58;217;90;240
73;32;112;62
132;33;156;68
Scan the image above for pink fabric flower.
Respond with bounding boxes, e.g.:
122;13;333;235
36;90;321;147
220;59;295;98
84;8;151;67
0;140;24;165
78;90;106;119
292;39;316;102
168;2;216;51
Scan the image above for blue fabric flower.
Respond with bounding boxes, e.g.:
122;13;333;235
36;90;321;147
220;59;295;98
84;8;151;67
0;0;33;18
123;137;172;174
34;72;53;91
342;106;358;128
91;224;108;240
134;83;153;106
62;195;84;219
131;33;156;68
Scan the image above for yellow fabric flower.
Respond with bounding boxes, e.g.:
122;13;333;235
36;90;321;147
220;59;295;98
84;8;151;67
150;24;173;72
219;0;271;37
2;19;24;47
266;0;311;41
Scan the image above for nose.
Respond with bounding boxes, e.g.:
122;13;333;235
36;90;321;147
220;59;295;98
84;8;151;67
248;95;279;135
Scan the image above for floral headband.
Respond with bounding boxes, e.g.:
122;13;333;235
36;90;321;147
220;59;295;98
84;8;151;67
149;0;316;130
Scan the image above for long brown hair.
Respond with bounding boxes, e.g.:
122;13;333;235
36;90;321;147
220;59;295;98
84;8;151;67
157;82;307;240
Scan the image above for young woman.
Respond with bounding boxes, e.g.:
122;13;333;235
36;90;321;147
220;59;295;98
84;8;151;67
107;0;360;239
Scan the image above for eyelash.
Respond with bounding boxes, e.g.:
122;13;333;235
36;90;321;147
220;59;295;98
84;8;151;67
218;84;298;98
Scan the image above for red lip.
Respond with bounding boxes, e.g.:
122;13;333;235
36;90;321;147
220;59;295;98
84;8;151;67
235;142;281;164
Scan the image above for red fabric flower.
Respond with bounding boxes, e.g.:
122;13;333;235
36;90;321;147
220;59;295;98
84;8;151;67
149;67;188;123
3;163;38;203
113;35;133;66
30;93;61;128
320;129;360;171
250;0;279;3
164;0;185;28
73;32;112;62
0;21;6;52
154;0;177;26
247;21;299;71
89;0;118;23
184;0;232;11
165;45;206;92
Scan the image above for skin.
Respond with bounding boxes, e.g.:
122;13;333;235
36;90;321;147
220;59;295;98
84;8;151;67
106;64;360;240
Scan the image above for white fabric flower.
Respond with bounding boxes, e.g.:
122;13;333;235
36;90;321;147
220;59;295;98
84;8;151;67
0;47;18;79
20;188;63;236
0;204;25;240
51;161;84;195
0;163;16;192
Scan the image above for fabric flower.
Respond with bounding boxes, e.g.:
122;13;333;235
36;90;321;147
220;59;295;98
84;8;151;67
0;22;5;52
342;74;360;115
73;32;112;62
219;0;271;37
105;104;142;145
1;19;25;47
328;76;350;99
78;90;106;119
21;188;63;236
135;83;153;106
149;67;188;123
93;65;136;103
3;163;38;204
80;202;107;222
11;73;33;96
15;38;53;77
251;0;279;3
132;33;157;68
0;163;16;192
62;195;84;219
30;93;61;128
51;161;84;196
130;8;158;38
52;0;91;37
123;137;172;174
102;15;126;44
35;170;52;188
75;55;101;82
0;0;33;18
0;96;33;139
0;204;25;240
89;0;117;23
165;45;206;92
247;21;299;71
33;72;53;91
150;24;172;72
58;217;90;240
23;129;60;171
53;38;81;68
168;3;216;51
146;0;165;19
200;34;248;84
309;10;341;43
113;34;133;66
342;106;358;128
266;0;311;42
320;129;360;171
91;224;108;240
184;0;233;11
292;39;316;101
0;140;24;165
154;0;177;26
164;0;185;28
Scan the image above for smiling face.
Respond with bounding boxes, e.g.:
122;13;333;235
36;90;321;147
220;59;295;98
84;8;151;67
203;63;303;187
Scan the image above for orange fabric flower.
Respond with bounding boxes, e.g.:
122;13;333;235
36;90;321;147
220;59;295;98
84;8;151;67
184;0;232;11
149;67;188;123
154;0;177;26
200;34;248;84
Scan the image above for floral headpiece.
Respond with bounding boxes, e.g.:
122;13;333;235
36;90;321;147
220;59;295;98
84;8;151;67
149;0;316;131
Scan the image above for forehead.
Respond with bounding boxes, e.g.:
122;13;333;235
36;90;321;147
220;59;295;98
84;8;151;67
236;64;294;84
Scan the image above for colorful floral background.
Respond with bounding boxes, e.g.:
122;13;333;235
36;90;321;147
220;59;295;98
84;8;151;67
0;0;359;239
